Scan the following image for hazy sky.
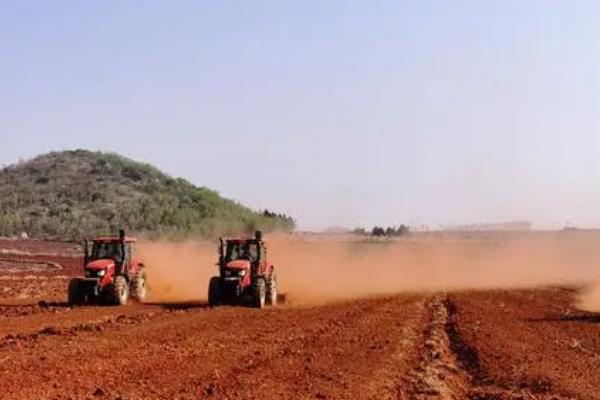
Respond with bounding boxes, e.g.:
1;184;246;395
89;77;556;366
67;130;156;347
1;1;599;229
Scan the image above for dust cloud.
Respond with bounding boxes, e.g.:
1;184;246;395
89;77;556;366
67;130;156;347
137;232;600;309
138;240;216;302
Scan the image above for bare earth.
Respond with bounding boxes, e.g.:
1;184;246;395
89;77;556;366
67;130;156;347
1;239;599;400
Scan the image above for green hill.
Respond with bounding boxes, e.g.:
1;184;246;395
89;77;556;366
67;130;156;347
0;150;295;239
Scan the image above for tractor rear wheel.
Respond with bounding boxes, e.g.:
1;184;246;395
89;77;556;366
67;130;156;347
253;278;266;309
131;270;148;302
267;272;277;306
208;277;222;307
106;275;129;306
68;278;86;306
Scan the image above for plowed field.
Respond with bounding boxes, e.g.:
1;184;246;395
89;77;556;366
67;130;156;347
1;239;599;400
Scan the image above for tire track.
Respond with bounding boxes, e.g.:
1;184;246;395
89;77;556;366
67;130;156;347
404;294;470;400
405;294;579;400
444;296;579;400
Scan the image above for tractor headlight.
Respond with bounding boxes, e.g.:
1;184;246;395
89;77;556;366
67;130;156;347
238;270;246;277
97;270;106;277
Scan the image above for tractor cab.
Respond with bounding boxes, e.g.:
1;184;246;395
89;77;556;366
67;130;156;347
221;237;263;275
90;240;128;263
84;232;134;277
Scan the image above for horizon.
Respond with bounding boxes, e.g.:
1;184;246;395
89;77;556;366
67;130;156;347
0;148;592;232
1;1;599;230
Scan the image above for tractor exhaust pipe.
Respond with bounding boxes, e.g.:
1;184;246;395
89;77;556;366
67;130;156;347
83;238;89;267
118;229;126;275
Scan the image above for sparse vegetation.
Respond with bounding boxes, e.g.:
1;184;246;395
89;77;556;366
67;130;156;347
0;150;295;239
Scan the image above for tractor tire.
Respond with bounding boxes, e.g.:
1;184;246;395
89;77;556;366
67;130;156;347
131;270;148;302
105;275;129;306
253;278;266;309
68;278;86;306
208;277;222;307
267;271;277;306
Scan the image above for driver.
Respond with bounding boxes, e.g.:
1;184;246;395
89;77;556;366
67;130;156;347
239;245;249;260
239;244;253;261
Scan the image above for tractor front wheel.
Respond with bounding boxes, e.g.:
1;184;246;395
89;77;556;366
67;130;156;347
253;278;266;309
68;278;86;306
208;277;222;307
131;270;148;302
106;275;129;306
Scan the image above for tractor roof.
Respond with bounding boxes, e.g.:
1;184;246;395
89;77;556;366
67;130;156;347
92;236;137;243
226;238;261;244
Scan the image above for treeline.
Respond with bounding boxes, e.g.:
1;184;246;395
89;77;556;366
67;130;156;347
0;150;295;240
262;209;295;227
353;225;410;237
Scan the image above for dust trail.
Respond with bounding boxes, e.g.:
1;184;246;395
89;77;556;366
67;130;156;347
268;233;600;305
577;284;600;311
138;240;216;302
136;232;600;308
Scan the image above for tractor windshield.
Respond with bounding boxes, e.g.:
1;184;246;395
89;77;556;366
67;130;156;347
226;242;259;262
91;242;124;262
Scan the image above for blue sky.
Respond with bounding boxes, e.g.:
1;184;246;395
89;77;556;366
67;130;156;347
1;1;599;229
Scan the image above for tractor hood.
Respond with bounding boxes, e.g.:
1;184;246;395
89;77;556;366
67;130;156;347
226;259;251;270
86;259;115;270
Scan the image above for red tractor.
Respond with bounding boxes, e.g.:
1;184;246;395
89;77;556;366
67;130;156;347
208;231;277;308
68;230;148;306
